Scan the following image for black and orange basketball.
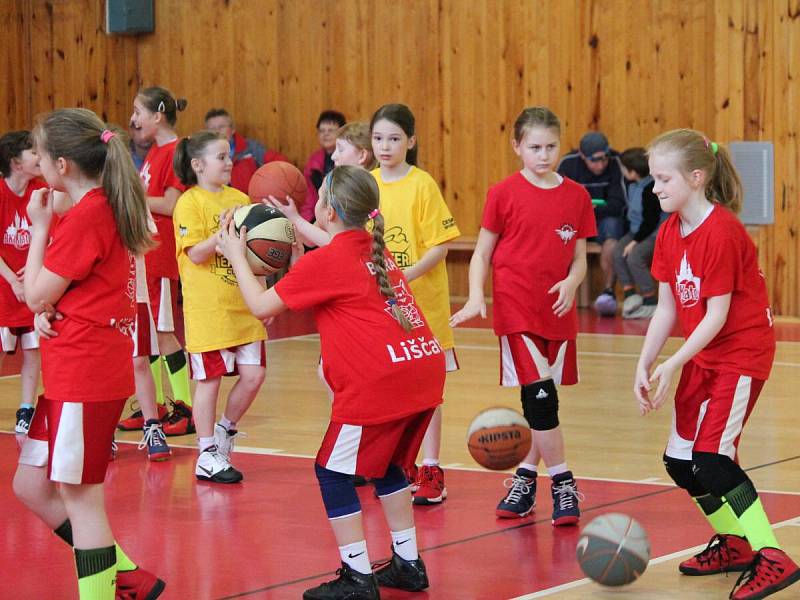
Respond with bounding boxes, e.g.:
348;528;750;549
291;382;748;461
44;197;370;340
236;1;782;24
232;204;296;275
247;161;307;212
466;407;532;470
576;513;651;587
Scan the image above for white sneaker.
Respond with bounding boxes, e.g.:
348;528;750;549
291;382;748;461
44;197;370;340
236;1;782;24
214;423;246;459
622;293;643;316
195;445;243;483
624;304;657;319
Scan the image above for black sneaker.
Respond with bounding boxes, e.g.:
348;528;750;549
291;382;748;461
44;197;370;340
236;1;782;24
15;407;34;435
496;469;537;519
374;548;429;591
551;471;582;526
195;445;243;484
302;563;379;600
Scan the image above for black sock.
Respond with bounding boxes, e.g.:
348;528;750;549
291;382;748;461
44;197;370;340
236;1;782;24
74;545;116;578
695;493;724;515
164;350;186;373
643;295;657;306
54;519;73;546
623;288;636;298
724;480;759;517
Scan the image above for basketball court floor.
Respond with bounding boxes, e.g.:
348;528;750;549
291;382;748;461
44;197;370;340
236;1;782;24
2;310;799;599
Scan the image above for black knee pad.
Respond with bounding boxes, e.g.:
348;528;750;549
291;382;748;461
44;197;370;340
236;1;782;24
663;454;706;496
521;379;559;431
691;451;747;499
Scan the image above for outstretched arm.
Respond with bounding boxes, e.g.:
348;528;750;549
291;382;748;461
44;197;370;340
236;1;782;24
449;228;498;326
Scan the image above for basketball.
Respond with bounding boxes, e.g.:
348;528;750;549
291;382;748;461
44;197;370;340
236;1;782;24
247;161;307;212
466;407;532;470
576;513;651;587
232;204;296;275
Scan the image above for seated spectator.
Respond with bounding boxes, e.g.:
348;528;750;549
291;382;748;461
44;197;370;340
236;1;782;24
558;131;627;315
204;108;288;193
614;148;664;319
302;109;346;222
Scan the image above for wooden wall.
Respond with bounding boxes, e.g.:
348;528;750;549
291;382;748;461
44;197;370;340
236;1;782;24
2;0;798;315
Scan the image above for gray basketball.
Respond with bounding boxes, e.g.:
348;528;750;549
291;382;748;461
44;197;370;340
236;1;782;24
576;513;651;586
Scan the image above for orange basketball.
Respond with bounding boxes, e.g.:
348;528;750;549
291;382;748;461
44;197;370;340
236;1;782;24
466;407;532;470
247;161;307;211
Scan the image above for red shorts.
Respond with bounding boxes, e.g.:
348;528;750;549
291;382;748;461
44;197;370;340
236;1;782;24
665;362;764;461
189;340;266;380
1;325;38;353
316;408;435;479
19;397;125;484
133;302;158;358
499;333;578;386
146;275;178;333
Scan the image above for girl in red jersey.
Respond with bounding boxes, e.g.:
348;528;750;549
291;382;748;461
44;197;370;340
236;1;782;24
635;129;799;600
124;86;194;435
451;107;595;526
218;166;445;600
0;130;47;443
12;109;164;599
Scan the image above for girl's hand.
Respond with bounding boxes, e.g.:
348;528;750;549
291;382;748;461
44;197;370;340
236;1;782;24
289;236;304;267
27;188;55;229
34;302;62;340
450;298;486;327
264;195;300;221
648;359;677;411
216;219;247;262
623;240;637;258
548;278;578;317
10;278;25;303
219;207;236;231
633;363;652;415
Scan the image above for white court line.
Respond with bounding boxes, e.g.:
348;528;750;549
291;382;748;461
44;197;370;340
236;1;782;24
511;516;800;599
0;374;21;380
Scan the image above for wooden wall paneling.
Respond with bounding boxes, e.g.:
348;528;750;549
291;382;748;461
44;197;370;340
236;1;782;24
0;1;30;133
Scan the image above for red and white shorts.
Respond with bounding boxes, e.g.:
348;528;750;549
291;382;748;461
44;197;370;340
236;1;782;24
443;348;459;373
1;325;39;353
189;340;266;380
133;302;159;358
146;275;178;333
665;362;764;461
499;333;578;386
19;397;125;484
316;408;436;478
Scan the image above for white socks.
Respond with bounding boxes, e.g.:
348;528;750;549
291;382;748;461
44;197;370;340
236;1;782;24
547;462;568;478
518;462;538;474
391;527;418;561
219;415;235;431
339;540;371;575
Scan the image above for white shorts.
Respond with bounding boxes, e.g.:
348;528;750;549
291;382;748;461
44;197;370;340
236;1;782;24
444;348;459;373
1;326;39;353
189;340;266;380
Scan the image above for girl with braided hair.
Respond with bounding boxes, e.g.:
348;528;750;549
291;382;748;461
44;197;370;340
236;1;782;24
218;165;444;600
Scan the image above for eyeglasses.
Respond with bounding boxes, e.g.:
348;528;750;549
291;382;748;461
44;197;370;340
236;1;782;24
586;153;609;163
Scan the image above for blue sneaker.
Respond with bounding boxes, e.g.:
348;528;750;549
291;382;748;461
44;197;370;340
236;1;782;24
496;469;536;519
139;419;171;461
551;471;582;526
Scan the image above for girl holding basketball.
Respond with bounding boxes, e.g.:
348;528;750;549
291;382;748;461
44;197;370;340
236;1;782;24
450;107;594;526
123;86;194;436
634;129;799;599
13;108;164;599
173;131;266;484
218;165;444;599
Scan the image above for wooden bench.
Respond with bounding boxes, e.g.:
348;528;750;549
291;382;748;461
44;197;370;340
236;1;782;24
445;236;602;307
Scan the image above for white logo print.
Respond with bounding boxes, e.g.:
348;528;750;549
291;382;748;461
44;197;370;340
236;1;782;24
675;252;701;307
536;388;549;399
140;161;152;190
554;224;577;244
4;212;31;250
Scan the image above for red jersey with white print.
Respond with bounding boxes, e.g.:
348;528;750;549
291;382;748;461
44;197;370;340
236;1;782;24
482;172;596;339
651;205;775;380
0;178;48;326
42;188;136;401
275;229;445;425
140;139;184;279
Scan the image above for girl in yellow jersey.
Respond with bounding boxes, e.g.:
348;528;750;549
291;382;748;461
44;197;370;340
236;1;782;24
369;104;460;505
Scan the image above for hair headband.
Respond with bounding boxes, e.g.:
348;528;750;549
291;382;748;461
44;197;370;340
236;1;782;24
703;137;719;155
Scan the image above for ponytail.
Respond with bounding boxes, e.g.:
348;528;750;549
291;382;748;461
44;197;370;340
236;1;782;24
172;130;224;186
137;86;187;127
370;214;412;332
707;145;742;213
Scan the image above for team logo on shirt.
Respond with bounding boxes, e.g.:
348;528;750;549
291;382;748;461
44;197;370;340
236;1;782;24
384;226;411;268
140;161;152;189
384;280;426;329
3;212;31;250
386;335;443;363
554;224;577;245
211;255;237;286
675;252;701;307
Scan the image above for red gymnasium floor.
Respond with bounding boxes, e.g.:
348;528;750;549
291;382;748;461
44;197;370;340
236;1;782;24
3;435;799;599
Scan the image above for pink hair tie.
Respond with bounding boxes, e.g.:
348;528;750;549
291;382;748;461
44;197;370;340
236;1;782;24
368;208;380;219
100;130;116;144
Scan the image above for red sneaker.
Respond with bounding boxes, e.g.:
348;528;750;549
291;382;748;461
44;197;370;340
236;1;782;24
161;401;195;437
116;567;166;600
404;464;419;493
729;547;800;600
412;465;447;505
118;403;168;431
679;534;755;575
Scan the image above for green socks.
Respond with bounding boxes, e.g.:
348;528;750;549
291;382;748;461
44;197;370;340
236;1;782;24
75;546;116;599
725;480;780;551
693;494;745;537
149;356;166;407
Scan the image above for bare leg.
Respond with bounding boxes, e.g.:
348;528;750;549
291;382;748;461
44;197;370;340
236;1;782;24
328;512;366;547
133;356;158;422
379;488;415;532
193;378;221;439
13;464;67;529
19;348;40;406
155;331;181;356
222;365;265;424
420;405;442;462
59;483;113;549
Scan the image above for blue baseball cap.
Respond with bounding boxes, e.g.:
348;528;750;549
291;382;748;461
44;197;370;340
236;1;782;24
580;132;610;158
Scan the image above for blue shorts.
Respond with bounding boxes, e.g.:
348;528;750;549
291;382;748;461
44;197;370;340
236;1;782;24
590;215;626;244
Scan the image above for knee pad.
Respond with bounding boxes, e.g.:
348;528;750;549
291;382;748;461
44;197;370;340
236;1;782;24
521;380;559;431
373;463;409;498
314;463;361;519
663;454;706;496
691;452;747;498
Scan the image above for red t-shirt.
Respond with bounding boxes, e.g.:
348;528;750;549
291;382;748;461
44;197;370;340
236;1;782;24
42;188;136;401
481;173;596;339
0;178;48;326
275;229;445;425
651;206;775;380
140;139;184;279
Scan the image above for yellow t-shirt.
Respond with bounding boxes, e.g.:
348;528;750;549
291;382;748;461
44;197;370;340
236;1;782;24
371;166;461;349
174;186;267;353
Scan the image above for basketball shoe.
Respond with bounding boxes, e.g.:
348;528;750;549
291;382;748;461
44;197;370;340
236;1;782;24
15;407;34;435
214;423;244;460
405;464;419;492
195;445;242;484
729;547;800;599
496;469;536;518
138;419;171;462
162;400;194;436
302;563;379;600
551;471;582;526
115;566;165;599
412;465;447;505
110;438;118;462
118;401;168;431
679;534;755;575
374;548;429;591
